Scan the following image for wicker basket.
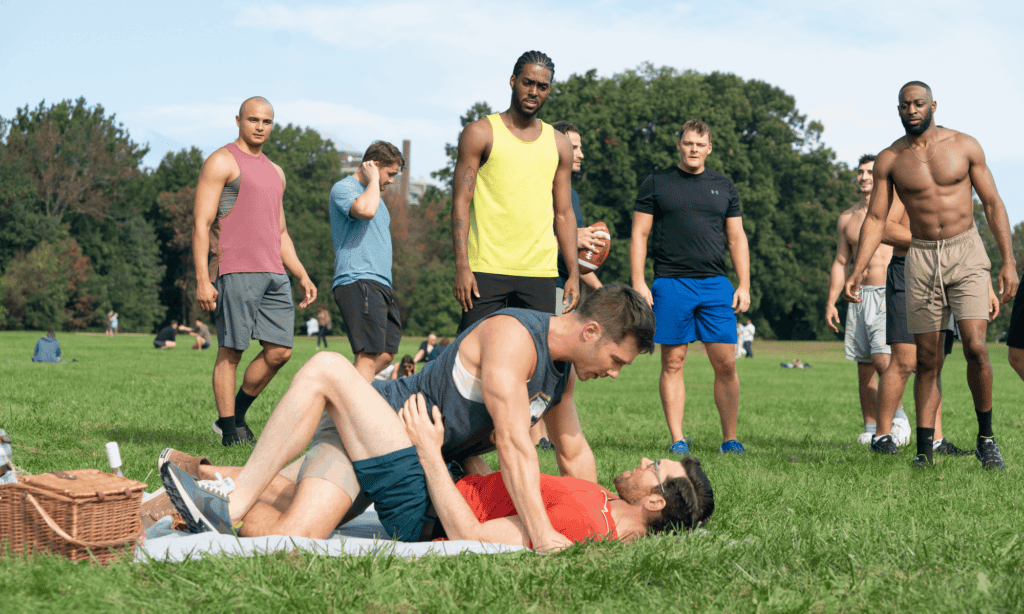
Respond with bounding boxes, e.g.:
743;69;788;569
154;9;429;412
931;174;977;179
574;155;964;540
0;469;148;565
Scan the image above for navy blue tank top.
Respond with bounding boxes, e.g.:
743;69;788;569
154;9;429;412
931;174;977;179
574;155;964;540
373;308;570;462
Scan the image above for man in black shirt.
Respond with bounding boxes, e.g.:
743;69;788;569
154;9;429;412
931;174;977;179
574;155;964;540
154;320;179;349
630;119;751;455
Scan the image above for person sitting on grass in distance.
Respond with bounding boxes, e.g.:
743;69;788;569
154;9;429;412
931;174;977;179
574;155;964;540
413;333;437;364
32;330;62;363
153;321;179;349
177;319;213;350
428;337;452;362
158;392;715;545
390;355;416;380
780;359;811;369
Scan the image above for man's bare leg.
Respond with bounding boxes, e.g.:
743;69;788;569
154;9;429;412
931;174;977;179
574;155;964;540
353;350;395;382
912;332;945;464
1009;347;1024;381
875;343;915;438
856;361;880;430
213;347;244;419
239;342;292;396
705;342;739;444
659;343;689;446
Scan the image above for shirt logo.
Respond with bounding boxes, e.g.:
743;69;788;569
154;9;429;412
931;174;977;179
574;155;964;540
711;189;720;195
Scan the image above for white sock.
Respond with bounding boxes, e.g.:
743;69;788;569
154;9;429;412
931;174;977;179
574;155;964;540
894;406;908;421
932;438;945;450
865;422;877;435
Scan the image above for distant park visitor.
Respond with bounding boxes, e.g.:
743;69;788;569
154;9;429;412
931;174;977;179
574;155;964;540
32;330;62;363
153;321;179;349
192;96;317;446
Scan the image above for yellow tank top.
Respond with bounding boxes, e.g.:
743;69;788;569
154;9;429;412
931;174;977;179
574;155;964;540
468;114;559;276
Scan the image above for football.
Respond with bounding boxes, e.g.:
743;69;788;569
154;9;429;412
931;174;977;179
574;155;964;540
578;221;611;272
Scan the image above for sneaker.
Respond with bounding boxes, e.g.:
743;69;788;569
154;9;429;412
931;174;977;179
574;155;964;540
160;462;240;535
870;434;899;455
976;436;1006;470
891;415;912;447
911;454;933;468
158;448;212;478
537;438;555;452
670;438;692;455
211;420;222;436
933;439;973;457
720;440;746;454
212;421;256;447
857;432;874;445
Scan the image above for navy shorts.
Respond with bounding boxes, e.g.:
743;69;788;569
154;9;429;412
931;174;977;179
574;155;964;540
351;447;431;542
652;277;737;345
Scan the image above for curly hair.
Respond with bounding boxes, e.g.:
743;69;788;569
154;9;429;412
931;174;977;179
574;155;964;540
646;456;714;534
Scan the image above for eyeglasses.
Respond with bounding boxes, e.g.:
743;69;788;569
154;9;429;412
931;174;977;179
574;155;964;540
653;460;666;496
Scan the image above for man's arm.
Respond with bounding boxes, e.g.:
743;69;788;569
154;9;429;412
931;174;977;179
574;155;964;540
451;121;491;312
348;162;383;221
543;369;597;482
553;133;580;313
480;321;572;552
581;272;603;291
725;216;750;313
192;150;234;312
278;206;317;309
630;211;655;306
968;136;1018;303
825;212;853;333
845;153;895;303
399;395;531;546
881;193;912;248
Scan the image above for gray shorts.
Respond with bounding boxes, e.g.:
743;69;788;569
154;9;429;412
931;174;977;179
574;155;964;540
215;272;295;351
296;412;371;515
845;285;890;362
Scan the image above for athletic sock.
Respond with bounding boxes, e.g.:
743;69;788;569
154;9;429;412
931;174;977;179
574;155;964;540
894;406;908;421
932;438;944;450
864;422;877;435
216;416;238;445
976;409;994;438
916;427;935;463
234;390;258;427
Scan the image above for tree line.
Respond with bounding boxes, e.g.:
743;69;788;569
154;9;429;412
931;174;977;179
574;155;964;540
3;66;1022;340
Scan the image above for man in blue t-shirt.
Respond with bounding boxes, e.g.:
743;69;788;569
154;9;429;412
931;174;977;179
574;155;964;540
630;119;751;455
329;141;404;382
32;331;62;363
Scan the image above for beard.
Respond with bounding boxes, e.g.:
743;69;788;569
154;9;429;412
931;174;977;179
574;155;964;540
510;92;543;119
613;474;641;505
901;108;934;135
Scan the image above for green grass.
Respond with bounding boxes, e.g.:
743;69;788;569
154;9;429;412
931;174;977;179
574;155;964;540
1;331;1023;613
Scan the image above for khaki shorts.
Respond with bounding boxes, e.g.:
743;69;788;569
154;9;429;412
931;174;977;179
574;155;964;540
296;412;371;516
906;225;991;334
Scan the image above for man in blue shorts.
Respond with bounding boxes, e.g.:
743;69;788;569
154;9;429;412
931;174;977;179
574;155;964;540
630;119;751;455
161;285;655;552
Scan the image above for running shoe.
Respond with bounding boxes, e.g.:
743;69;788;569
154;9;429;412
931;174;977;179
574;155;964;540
933;439;973;457
870;434;899;455
891;415;912;447
857;432;874;445
537;438;555;452
910;454;933;469
976;436;1006;470
212;421;256;446
158;448;212;478
670;438;692;455
160;462;240;535
720;440;746;454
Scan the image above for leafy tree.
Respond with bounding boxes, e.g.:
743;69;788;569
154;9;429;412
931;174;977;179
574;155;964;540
1;238;93;330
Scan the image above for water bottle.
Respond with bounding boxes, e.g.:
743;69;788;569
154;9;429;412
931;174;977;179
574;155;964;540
106;441;125;477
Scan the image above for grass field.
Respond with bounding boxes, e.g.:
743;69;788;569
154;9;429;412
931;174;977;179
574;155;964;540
1;330;1022;613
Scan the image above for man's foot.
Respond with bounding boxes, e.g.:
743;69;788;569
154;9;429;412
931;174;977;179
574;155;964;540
976;436;1006;470
537;438;555;452
670;438;692;455
720;440;745;454
891;415;912;447
911;454;933;468
160;462;240;535
236;424;256;444
212;420;256;446
857;432;874;445
870;434;898;455
158;448;212;478
934;439;973;457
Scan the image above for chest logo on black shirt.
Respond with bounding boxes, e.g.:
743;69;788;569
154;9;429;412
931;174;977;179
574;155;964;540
711;189;720;195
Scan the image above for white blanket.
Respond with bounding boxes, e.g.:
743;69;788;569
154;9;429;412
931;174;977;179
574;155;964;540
134;505;524;562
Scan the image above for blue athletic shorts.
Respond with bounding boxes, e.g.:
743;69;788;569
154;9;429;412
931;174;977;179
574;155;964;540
652;277;737;345
351;447;431;542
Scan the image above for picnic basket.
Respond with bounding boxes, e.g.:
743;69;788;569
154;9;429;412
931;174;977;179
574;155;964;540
0;469;147;565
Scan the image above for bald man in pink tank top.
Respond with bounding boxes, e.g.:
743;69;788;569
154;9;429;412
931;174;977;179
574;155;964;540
193;96;317;447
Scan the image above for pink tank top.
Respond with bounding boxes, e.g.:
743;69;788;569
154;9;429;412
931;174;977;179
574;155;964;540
212;143;285;276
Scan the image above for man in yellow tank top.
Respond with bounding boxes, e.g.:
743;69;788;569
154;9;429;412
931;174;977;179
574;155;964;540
451;51;580;333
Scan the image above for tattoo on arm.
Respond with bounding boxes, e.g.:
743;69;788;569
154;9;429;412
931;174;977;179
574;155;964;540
463;167;477;186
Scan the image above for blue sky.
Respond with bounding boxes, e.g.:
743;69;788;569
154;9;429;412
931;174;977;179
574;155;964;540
2;0;1022;224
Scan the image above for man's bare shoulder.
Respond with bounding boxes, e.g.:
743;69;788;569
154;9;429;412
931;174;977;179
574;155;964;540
200;147;238;180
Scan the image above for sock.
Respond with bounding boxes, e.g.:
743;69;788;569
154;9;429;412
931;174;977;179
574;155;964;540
894;406;908;421
864;422;877;435
234;390;258;427
216;416;238;444
916;427;935;463
976;409;994;438
933;438;944;450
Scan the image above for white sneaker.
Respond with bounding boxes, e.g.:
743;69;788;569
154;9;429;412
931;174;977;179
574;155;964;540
891;416;912;447
857;432;874;445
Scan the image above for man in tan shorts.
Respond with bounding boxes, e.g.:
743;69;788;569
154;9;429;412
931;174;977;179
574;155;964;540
846;81;1017;469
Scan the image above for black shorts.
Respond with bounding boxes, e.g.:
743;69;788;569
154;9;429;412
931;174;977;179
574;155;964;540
1006;296;1024;349
887;255;954;355
458;273;556;333
333;280;402;355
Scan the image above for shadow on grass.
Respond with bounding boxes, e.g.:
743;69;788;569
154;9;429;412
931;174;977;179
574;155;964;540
102;426;217;451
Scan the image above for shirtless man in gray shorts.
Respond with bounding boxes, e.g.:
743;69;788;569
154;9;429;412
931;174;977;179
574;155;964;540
846;81;1017;469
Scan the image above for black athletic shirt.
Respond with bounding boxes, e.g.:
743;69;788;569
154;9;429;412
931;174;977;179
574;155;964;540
154;326;177;343
634;166;741;279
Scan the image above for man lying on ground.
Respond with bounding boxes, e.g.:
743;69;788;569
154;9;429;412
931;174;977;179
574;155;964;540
160;284;656;552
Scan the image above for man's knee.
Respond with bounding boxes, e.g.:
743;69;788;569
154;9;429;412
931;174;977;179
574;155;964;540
1008;347;1024;371
961;337;989;365
217;347;244;367
661;348;687;374
264;346;293;369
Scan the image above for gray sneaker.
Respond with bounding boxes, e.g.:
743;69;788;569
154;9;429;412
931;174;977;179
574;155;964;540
976;436;1006;470
160;462;239;535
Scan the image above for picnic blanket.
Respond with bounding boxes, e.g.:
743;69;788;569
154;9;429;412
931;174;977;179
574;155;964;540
135;503;524;562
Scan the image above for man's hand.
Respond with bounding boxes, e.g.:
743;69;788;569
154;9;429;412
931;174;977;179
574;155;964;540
989;283;1001;321
576;226;606;253
532;530;574;554
633;281;653;307
297;276;317;309
561;274;580;314
732;287;750;314
197;280;218;312
998;264;1018;304
844;277;862;303
453;265;479;312
825;304;841;333
399;393;445;453
361;160;379;186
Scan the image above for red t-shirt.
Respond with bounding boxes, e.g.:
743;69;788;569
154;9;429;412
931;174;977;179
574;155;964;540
455;472;618;544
